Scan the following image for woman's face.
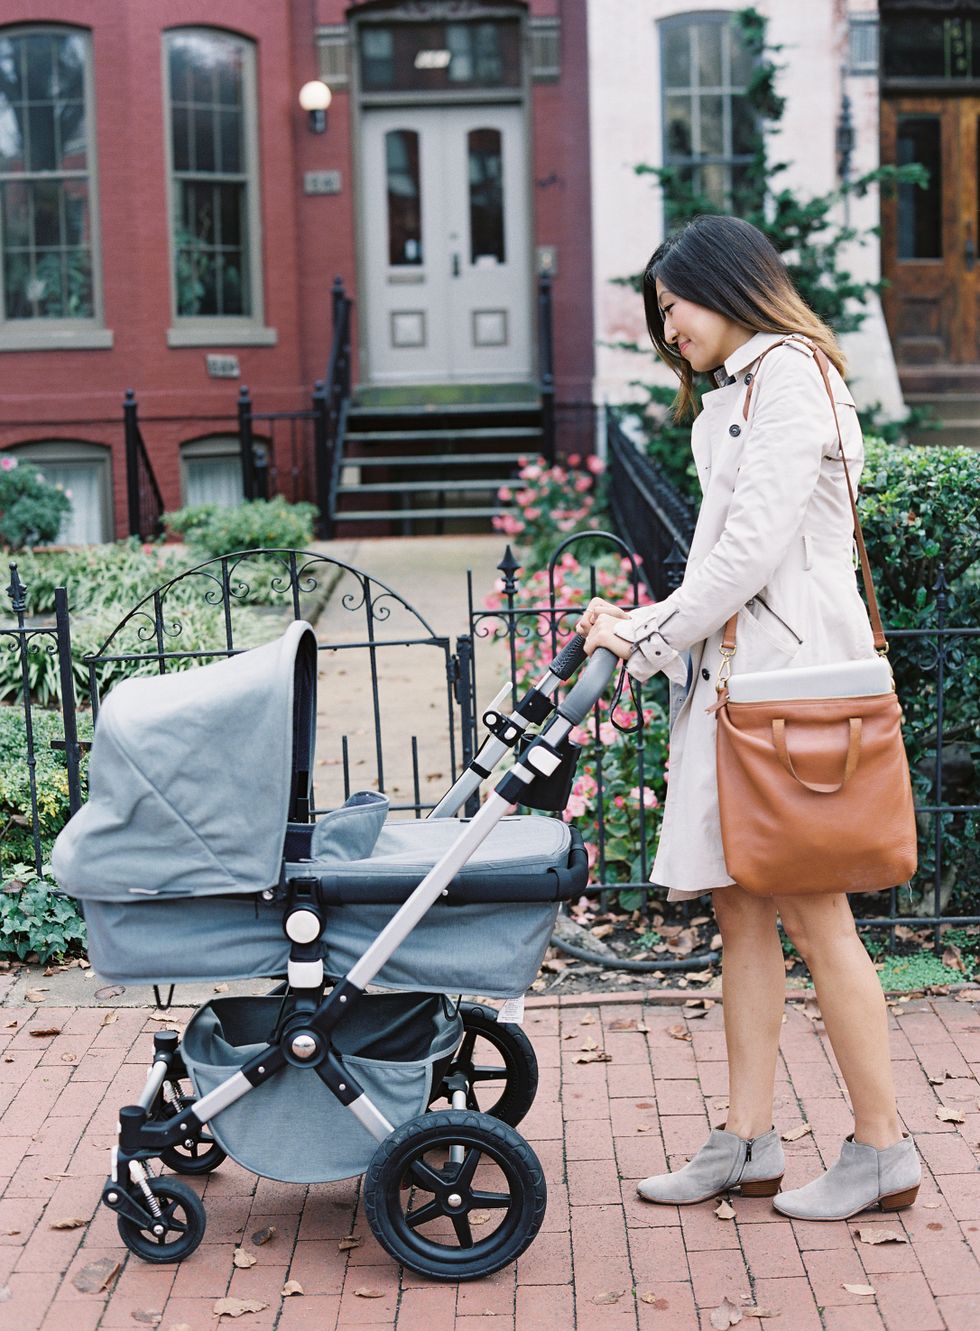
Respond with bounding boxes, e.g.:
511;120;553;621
655;280;753;374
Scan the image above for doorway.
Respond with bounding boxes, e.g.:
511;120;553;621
880;96;979;379
360;104;532;384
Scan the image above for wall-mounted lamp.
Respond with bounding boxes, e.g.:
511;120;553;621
299;80;332;134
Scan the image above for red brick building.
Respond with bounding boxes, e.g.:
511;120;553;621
0;1;594;540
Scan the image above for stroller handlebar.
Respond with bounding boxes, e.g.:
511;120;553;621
556;646;620;726
548;633;587;681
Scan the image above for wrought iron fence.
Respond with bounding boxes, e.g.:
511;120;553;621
464;532;980;956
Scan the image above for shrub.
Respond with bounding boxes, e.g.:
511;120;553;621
13;539;183;614
164;497;319;559
0;453;72;550
0;705;90;875
0;862;86;963
493;454;610;570
484;547;669;901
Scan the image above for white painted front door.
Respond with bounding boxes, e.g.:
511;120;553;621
361;104;531;383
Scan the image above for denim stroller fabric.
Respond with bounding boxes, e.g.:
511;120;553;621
310;790;389;861
181;994;462;1183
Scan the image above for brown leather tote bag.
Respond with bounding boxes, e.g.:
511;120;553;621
713;341;918;897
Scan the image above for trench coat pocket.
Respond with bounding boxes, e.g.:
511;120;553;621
735;598;804;672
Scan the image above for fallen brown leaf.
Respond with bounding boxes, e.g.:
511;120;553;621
579;1037;599;1051
781;1123;813;1142
232;1248;256;1268
44;1173;74;1181
842;1283;876;1296
49;1217;87;1230
214;983;230;993
100;1011;117;1027
353;1288;384;1299
591;924;615;939
29;1027;61;1038
94;985;124;1000
639;1292;669;1308
741;1308;778;1319
470;1210;492;1225
715;1199;736;1220
164;1323;192;1331
72;1257;121;1294
666;1024;692;1042
337;1234;362;1251
942;944;965;973
573;1050;612;1064
579;1015;596;1025
213;1298;270;1318
608;1017;637;1031
937;1107;965;1124
856;1228;908;1246
251;1225;277;1245
592;1290;625;1305
281;1281;303;1297
131;1312;162;1326
24;989;49;1003
710;1295;744;1328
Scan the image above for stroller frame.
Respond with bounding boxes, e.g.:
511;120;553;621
100;634;619;1279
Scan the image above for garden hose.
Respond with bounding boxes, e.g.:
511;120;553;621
549;935;721;973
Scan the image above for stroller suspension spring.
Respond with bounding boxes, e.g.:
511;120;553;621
130;1161;164;1222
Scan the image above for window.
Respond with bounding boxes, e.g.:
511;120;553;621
0;25;109;347
164;29;273;346
659;12;758;219
385;129;422;266
10;440;112;544
181;435;245;508
358;20;521;93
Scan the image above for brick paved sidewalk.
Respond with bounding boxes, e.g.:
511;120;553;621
1;986;978;1331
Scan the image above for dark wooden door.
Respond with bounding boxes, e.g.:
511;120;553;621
881;96;980;382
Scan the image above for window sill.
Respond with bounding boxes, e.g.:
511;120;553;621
167;325;278;348
0;327;114;351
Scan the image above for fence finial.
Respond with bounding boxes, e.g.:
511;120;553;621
498;544;521;595
6;561;26;615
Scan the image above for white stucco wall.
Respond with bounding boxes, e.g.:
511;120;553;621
587;0;904;416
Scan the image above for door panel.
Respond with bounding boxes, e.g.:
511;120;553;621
361;105;531;383
881;96;980;369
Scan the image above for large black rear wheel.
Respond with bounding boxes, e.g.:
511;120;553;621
429;1002;537;1127
363;1109;546;1281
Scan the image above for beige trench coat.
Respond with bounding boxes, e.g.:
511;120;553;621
617;331;877;899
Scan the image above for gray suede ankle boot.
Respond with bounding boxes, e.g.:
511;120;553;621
637;1126;784;1205
773;1133;920;1221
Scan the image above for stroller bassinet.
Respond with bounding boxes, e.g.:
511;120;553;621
53;622;584;996
52;618;617;1280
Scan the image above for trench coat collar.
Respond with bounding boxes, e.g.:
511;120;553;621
723;330;797;380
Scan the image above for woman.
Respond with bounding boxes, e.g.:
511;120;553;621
578;215;919;1221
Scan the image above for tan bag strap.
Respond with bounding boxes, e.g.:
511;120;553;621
720;336;888;661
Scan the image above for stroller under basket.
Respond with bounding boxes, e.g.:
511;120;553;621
52;620;618;1280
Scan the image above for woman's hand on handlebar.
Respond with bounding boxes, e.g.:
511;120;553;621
574;597;629;637
584;613;633;660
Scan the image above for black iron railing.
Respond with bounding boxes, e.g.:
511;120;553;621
537;273;556;465
319;276;354;538
606;407;696;599
122;390;165;540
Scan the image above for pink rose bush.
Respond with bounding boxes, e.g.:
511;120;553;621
483;535;670;908
493;453;608;570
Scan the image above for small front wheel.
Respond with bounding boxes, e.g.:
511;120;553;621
116;1177;206;1263
363;1109;546;1281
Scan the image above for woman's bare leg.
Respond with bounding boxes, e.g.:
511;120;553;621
711;884;785;1139
775;893;901;1149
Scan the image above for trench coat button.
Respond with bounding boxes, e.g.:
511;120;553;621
744;372;754;384
729;424;741;436
701;668;711;681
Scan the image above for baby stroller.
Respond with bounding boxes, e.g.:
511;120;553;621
52;621;618;1280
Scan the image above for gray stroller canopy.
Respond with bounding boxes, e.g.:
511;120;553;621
52;621;318;901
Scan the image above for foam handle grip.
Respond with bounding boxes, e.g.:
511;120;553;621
550;634;587;681
556;647;619;725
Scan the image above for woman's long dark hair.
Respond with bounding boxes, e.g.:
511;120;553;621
644;215;845;420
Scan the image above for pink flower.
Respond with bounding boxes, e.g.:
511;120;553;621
586;455;606;474
629;786;659;809
567;453;581;467
574;475;591;493
498;486;512;502
524;506;541;520
63;487;73;499
0;456;17;471
565;792;588;818
614;795;625;809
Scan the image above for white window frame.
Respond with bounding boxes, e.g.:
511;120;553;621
162;27;275;348
9;439;114;544
0;23;112;351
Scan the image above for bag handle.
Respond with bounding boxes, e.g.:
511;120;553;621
719;336;888;676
